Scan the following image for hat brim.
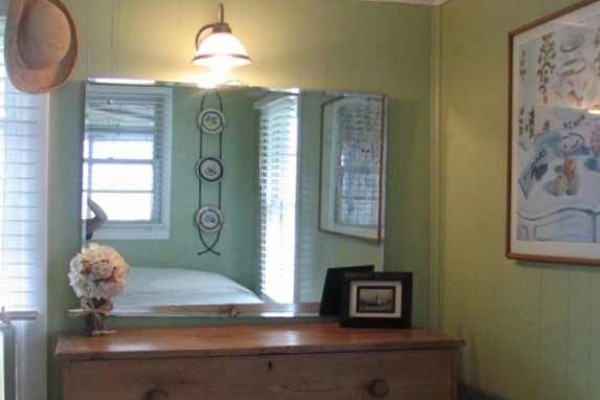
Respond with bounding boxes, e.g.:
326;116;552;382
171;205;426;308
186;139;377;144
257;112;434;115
4;0;78;94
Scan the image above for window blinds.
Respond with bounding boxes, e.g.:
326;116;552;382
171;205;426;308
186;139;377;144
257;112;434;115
83;85;172;234
0;9;48;400
0;20;46;315
258;96;299;304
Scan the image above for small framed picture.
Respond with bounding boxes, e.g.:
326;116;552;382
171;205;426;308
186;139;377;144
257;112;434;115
340;272;412;328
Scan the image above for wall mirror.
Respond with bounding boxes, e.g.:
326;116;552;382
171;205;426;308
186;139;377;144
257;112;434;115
80;79;387;317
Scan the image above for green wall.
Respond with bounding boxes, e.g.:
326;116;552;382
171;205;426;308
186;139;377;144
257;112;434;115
438;0;600;399
47;0;432;399
45;0;600;399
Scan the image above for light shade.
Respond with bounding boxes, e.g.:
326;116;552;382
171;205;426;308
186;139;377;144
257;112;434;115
192;31;251;70
588;104;600;115
192;3;251;72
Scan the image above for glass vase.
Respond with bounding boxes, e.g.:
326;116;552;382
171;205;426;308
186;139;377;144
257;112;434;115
83;298;112;336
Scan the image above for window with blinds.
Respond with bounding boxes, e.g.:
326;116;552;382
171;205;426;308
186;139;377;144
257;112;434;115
83;84;172;240
0;9;47;400
258;95;299;304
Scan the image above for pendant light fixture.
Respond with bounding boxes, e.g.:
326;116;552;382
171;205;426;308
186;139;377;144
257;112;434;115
192;3;251;71
588;104;600;115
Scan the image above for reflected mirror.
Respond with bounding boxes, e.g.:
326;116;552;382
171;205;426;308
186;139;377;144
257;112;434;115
80;80;387;316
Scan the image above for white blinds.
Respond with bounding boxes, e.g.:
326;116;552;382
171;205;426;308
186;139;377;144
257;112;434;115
258;96;298;304
0;19;47;314
83;84;172;237
0;9;48;400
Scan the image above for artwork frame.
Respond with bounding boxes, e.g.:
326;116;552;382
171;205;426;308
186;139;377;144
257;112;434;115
507;0;600;266
339;272;412;328
318;95;387;242
319;264;375;317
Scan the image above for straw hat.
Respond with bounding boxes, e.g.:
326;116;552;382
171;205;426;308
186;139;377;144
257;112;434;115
4;0;78;93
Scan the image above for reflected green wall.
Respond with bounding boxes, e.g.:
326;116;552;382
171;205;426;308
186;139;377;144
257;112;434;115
48;0;432;399
296;92;385;302
439;0;600;399
100;88;261;291
91;86;385;301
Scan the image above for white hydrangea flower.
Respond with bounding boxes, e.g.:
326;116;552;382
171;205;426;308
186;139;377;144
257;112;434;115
68;243;130;302
68;270;88;298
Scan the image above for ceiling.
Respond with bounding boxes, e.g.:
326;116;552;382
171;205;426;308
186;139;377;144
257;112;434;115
354;0;448;5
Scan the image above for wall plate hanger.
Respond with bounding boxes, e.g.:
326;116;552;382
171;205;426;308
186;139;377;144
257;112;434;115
196;91;225;256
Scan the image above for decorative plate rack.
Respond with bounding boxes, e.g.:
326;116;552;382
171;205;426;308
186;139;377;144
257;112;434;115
196;92;225;256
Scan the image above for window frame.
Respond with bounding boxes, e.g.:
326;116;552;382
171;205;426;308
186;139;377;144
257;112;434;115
82;83;173;240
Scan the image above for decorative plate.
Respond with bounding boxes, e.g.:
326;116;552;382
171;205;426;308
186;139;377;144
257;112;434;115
195;206;224;233
197;108;225;134
196;157;224;183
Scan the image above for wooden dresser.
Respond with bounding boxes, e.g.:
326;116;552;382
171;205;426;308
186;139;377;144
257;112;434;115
55;322;463;400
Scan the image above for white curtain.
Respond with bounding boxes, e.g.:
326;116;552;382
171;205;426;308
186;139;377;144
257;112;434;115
0;4;48;399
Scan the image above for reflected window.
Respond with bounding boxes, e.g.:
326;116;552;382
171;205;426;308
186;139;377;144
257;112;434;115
258;95;299;303
82;84;172;240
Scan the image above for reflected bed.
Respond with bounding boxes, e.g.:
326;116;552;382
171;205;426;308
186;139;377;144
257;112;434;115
115;267;263;308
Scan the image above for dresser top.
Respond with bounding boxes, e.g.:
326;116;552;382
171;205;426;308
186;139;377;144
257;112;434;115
55;322;463;362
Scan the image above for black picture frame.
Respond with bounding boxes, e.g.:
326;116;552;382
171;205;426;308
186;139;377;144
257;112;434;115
339;272;412;328
319;265;375;317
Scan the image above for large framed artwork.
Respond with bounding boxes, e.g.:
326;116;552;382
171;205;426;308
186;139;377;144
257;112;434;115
507;0;600;265
319;95;387;242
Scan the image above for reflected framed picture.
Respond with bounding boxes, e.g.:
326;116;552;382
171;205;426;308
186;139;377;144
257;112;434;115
319;264;375;317
340;272;412;328
319;95;387;242
507;0;600;265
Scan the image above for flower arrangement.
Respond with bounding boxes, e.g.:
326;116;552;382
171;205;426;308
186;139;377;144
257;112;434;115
68;243;129;336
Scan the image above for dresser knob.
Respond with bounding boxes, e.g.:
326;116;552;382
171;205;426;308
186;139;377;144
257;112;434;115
147;389;168;400
368;379;390;398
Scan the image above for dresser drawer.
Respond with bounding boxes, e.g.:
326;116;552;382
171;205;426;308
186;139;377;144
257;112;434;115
64;355;269;400
267;349;456;399
63;348;456;400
